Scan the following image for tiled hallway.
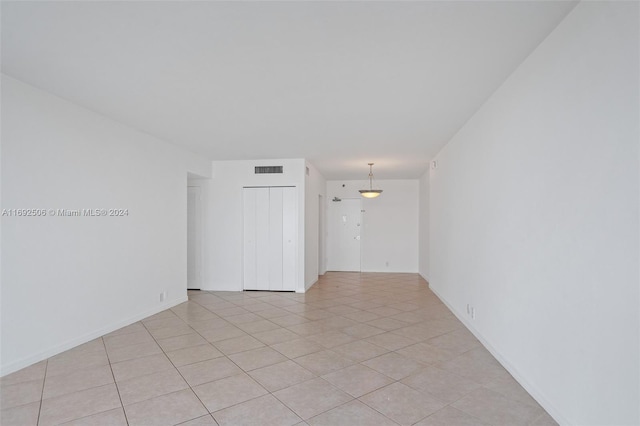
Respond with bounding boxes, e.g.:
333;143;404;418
1;273;556;425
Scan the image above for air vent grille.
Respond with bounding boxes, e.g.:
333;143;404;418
255;166;283;174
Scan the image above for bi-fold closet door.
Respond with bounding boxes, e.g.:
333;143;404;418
243;186;297;291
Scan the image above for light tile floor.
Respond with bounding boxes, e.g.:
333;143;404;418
0;272;558;426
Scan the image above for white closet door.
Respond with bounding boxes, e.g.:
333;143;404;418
255;188;270;290
243;188;258;290
281;187;297;291
269;188;284;291
243;186;297;292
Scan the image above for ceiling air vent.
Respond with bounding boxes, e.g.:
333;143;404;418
255;166;283;174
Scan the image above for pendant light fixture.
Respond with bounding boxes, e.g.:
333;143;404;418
359;163;383;198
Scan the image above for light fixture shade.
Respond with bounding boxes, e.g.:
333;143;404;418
359;189;382;198
360;163;382;198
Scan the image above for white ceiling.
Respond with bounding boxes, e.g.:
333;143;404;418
1;1;576;179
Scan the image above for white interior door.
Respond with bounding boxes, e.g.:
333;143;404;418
243;186;297;291
187;186;202;289
328;198;361;272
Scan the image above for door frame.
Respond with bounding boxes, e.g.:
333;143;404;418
187;185;203;290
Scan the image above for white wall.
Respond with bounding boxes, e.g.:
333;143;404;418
204;159;307;292
304;161;326;290
418;170;429;281
1;75;212;375
326;180;419;273
428;3;639;425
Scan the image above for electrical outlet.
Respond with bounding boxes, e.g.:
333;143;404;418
160;291;166;302
471;307;476;319
466;304;470;314
385;261;389;267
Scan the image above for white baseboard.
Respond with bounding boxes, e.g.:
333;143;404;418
428;284;569;426
0;295;188;377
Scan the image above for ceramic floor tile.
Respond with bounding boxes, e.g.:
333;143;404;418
178;414;218;425
341;310;381;323
483;375;541;408
213;394;301;426
189;318;231;333
148;324;194;340
117;368;188;406
214;307;251;317
248;360;316;392
39;383;122;426
530;411;560;426
0;378;44;409
426;329;480;355
393;324;446;342
0;401;40;426
43;364;114;400
341;323;385;339
316;316;359;330
362;352;425;380
271;338;325;359
0;361;47;386
165;344;223;367
252;328;300;345
273;378;353;420
200;325;247;343
106;341;163;364
235;319;281;334
285;322;327;337
213;335;265;355
436;347;510;385
60;407;128;426
395;342;457;365
331;340;389;363
193;373;268;412
451;388;543;425
60;339;106;357
106;322;147;337
111;353;173;382
300;309;334;321
143;316;185;330
226;313;264;325
255;307;291;319
367;307;403;317
124;389;207;426
178;357;243;387
414;406;488;426
306;331;356;348
228;346;288;371
0;273;557;426
157;333;207;352
402;366;481;404
103;331;155;351
293;350;356;375
360;382;445;426
47;351;110;377
307;400;398;426
321;364;394;397
269;314;309;327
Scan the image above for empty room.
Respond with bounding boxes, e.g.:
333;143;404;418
1;1;638;425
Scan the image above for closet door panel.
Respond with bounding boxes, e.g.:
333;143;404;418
255;188;271;291
282;187;297;291
269;187;284;291
242;188;258;290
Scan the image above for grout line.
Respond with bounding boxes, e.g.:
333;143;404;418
35;359;48;426
103;336;130;426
